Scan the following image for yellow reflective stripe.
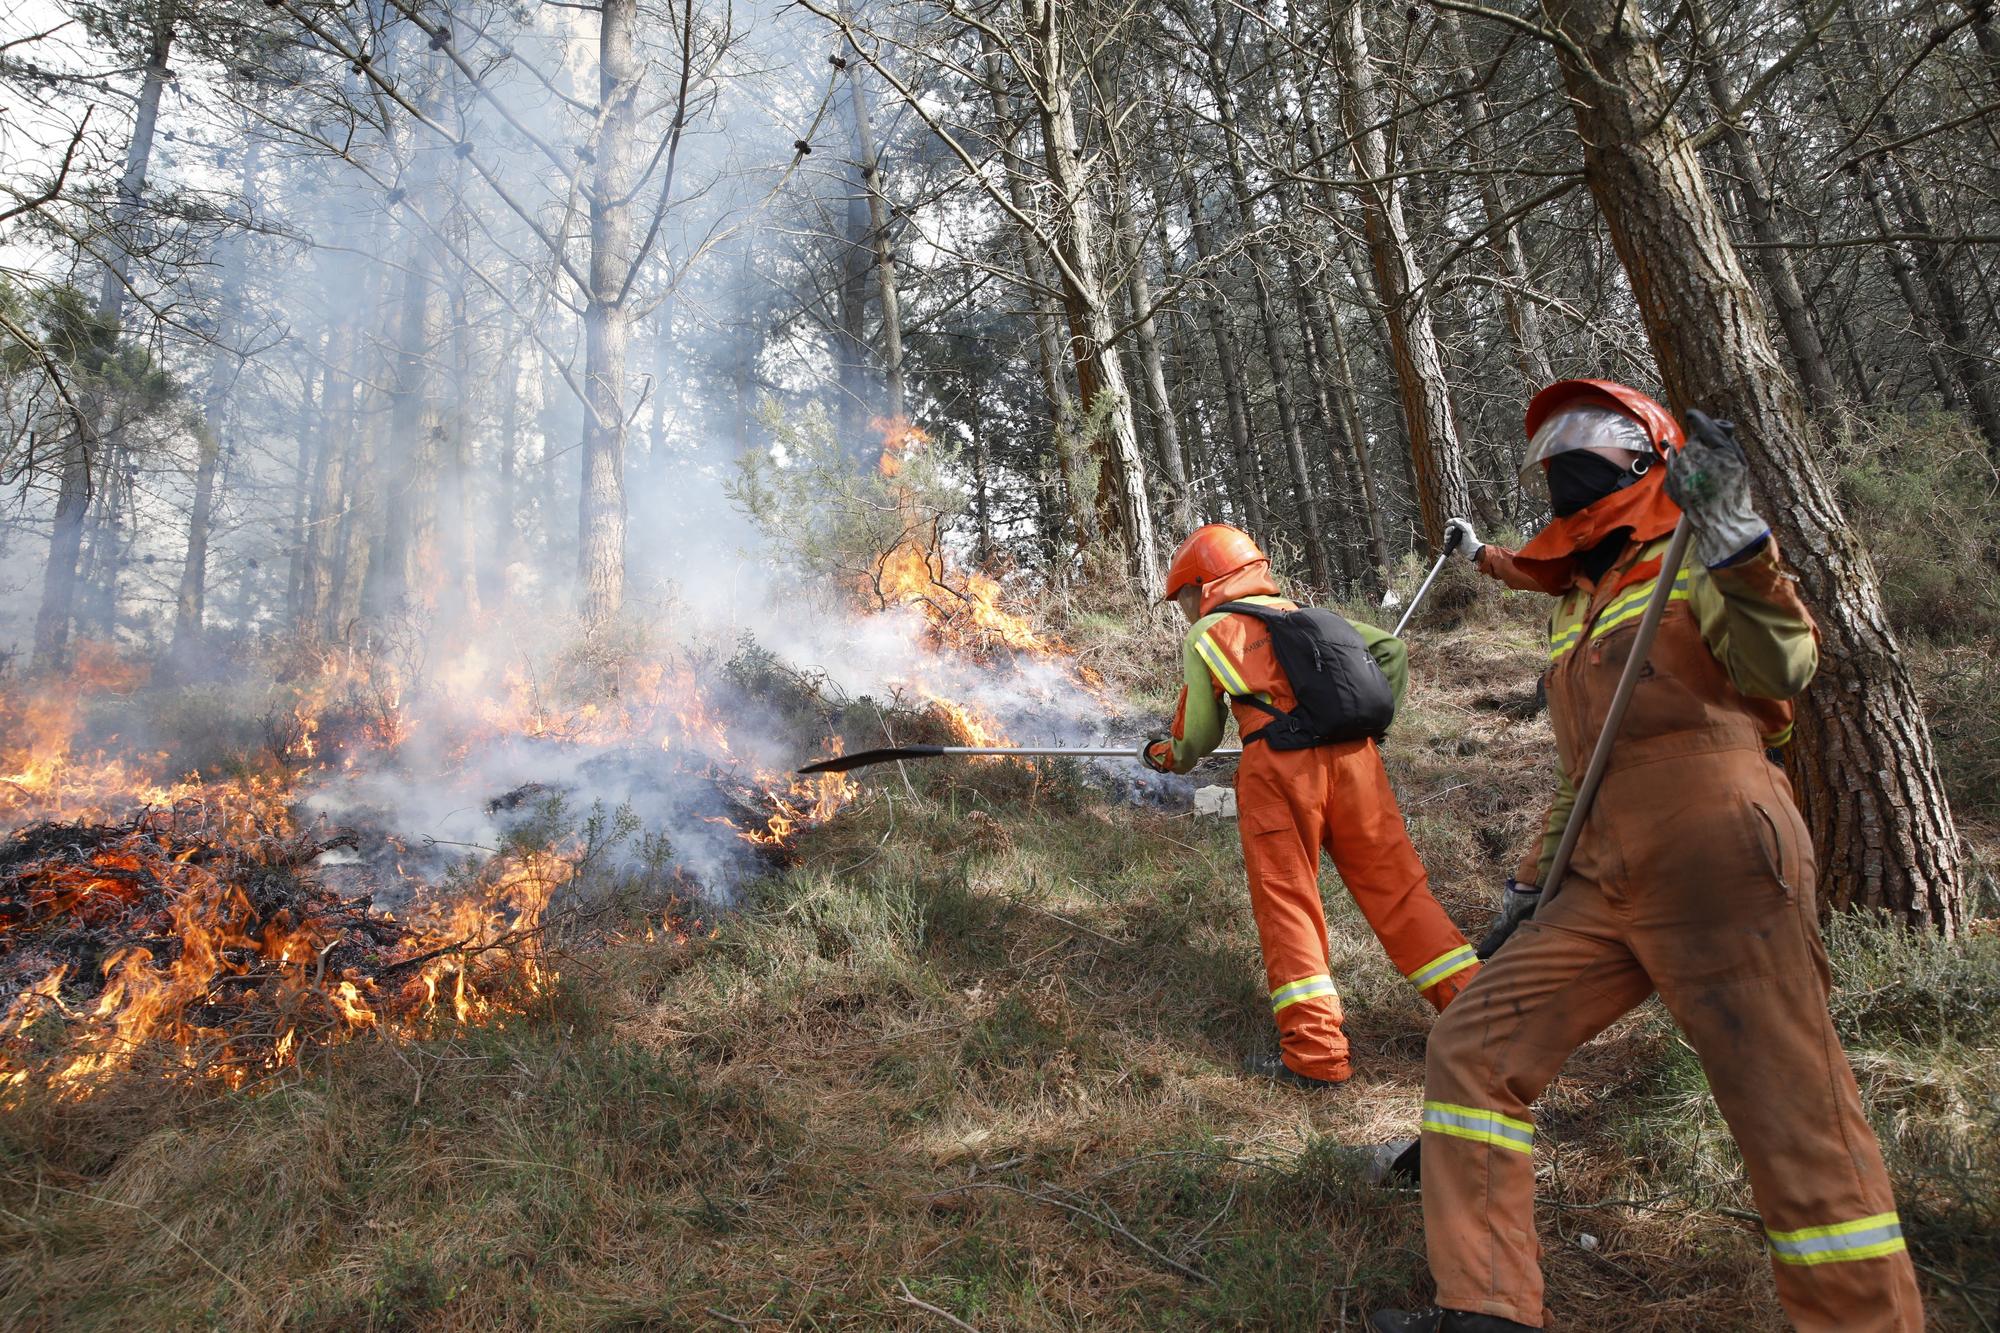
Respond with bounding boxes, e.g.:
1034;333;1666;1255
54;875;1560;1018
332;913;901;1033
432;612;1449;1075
1406;945;1479;990
1421;1099;1534;1153
1764;722;1795;748
1767;1212;1906;1266
1270;973;1338;1012
1549;571;1692;662
1194;631;1254;698
1596;570;1691;631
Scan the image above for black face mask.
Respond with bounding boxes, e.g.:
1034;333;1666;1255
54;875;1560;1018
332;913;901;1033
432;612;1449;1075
1546;451;1647;517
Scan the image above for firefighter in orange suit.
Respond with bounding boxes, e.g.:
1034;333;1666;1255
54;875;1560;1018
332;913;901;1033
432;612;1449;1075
1142;525;1480;1089
1372;380;1923;1332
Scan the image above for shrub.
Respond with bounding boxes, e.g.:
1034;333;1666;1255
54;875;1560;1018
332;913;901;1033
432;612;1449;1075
1835;410;2000;644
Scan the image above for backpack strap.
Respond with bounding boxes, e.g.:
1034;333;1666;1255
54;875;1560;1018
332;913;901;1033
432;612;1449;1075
1207;601;1288;740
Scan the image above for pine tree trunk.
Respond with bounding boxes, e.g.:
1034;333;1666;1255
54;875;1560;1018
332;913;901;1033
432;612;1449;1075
441;274;481;620
1205;42;1332;591
1336;1;1471;549
1019;0;1158;591
1286;249;1363;592
978;33;1088;549
1438;10;1556;392
1179;164;1265;537
299;313;358;634
486;336;521;608
1539;0;1966;931
33;15;174;669
841;0;906;423
377;249;440;616
1111;185;1195;534
172;137;264;660
579;0;640;628
1685;0;1840;413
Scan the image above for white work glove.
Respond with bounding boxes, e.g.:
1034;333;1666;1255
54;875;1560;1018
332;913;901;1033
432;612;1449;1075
1666;411;1769;568
1475;878;1541;959
1443;517;1482;564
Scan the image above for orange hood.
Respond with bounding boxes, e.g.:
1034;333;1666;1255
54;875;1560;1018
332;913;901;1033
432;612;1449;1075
1198;560;1284;616
1508;467;1682;595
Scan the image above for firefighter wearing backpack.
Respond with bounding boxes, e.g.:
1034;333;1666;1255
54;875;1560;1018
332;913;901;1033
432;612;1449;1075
1142;524;1481;1089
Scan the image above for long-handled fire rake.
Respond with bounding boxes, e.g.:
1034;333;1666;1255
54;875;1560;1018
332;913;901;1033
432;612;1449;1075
799;531;1467;777
799;744;1241;775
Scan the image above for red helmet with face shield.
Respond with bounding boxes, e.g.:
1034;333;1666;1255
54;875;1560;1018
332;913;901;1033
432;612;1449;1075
1519;379;1684;483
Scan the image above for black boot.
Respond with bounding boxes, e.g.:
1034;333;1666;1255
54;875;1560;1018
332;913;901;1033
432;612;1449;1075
1240;1050;1347;1091
1369;1307;1537;1333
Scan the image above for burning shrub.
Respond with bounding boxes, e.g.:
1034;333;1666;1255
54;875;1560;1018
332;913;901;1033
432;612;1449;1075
0;791;565;1098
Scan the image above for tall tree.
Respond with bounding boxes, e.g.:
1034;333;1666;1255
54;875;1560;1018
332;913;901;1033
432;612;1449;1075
1335;1;1472;548
34;4;176;667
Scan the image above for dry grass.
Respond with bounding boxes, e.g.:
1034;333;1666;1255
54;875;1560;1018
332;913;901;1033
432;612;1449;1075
1;588;1994;1330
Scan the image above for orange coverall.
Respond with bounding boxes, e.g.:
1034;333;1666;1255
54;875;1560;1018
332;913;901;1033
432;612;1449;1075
1165;564;1479;1083
1419;535;1923;1330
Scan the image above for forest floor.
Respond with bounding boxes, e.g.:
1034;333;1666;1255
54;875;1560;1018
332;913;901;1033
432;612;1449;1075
2;589;1996;1330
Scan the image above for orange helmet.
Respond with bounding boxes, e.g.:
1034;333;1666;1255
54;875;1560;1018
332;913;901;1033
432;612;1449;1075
1163;524;1267;601
1520;379;1683;481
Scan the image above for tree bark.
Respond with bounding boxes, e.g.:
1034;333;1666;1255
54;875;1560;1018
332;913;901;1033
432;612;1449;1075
977;33;1088;549
1019;0;1159;593
1111;183;1195;535
1334;4;1472;548
1539;0;1966;931
376;246;441;616
579;0;640;628
1685;0;1841;413
1437;10;1556;391
299;311;358;635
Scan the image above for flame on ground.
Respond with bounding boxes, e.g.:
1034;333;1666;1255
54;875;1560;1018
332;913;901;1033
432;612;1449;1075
4;423;1106;1098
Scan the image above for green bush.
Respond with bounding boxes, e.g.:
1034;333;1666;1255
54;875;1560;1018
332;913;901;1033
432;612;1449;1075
1836;411;2000;644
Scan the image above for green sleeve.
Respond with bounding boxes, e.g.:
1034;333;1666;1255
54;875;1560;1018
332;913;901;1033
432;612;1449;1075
1520;768;1576;888
1686;541;1819;701
1347;617;1409;713
1169;631;1226;773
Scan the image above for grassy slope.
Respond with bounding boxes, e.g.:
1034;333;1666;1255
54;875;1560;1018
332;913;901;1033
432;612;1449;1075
2;586;1996;1331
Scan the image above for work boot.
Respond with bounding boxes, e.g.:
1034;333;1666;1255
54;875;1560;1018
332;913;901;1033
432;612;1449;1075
1241;1050;1347;1091
1362;1137;1421;1187
1368;1307;1537;1333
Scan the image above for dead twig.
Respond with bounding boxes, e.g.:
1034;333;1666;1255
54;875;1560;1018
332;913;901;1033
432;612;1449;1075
895;1279;982;1332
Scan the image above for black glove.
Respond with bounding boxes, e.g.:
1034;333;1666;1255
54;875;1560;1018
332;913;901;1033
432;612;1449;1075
1475;878;1541;959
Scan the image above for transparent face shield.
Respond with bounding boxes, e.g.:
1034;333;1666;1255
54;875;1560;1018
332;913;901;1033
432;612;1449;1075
1519;404;1654;485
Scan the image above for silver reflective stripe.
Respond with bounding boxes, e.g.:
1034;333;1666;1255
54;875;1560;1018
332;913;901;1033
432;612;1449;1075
1766;1212;1906;1267
1406;945;1478;991
1270;974;1338;1013
1421;1099;1534;1154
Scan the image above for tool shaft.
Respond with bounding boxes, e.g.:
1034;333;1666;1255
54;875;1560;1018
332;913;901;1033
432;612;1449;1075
1392;527;1465;638
1539;518;1694;907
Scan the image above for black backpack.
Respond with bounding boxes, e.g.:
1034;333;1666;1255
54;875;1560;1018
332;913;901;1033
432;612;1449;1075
1212;601;1397;750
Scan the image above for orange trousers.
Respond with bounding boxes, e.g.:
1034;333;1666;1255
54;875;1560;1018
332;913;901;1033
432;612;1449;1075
1236;738;1480;1082
1421;754;1923;1329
